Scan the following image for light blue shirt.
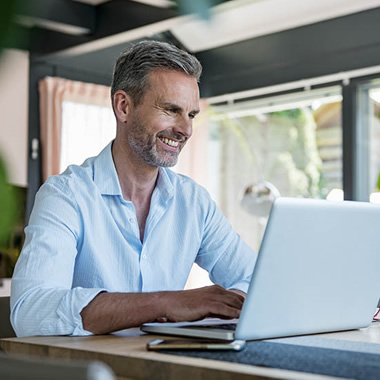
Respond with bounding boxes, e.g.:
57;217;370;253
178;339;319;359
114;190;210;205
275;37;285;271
11;142;256;337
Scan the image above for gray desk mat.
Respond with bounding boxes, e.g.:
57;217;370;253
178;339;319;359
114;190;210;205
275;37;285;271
163;336;380;379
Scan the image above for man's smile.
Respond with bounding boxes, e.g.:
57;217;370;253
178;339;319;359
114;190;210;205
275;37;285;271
158;136;180;147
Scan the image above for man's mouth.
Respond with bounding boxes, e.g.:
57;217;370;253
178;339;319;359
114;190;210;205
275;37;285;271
158;136;180;147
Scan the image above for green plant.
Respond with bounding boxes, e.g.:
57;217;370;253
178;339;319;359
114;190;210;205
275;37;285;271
0;247;19;278
0;0;24;276
0;0;17;55
0;157;18;246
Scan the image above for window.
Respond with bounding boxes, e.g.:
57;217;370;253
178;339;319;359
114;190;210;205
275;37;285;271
357;81;380;204
208;87;343;249
60;101;115;173
38;77;114;181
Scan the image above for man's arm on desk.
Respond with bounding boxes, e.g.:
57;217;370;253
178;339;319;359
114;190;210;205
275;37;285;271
81;285;245;335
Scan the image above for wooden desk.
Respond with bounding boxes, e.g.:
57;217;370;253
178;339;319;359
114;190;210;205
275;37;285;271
1;324;380;380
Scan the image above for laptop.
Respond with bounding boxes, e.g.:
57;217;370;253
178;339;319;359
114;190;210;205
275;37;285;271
141;197;380;341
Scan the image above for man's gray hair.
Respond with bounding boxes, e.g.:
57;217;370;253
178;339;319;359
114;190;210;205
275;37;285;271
111;40;202;105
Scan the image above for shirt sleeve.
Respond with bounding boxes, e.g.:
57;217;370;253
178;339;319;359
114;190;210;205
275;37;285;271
195;188;257;293
11;179;106;337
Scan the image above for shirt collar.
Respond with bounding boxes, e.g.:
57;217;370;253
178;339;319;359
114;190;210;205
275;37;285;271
93;141;123;196
93;141;174;201
156;167;174;203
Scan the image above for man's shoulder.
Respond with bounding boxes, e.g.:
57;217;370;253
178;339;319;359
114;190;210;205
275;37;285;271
163;168;211;200
164;168;201;188
44;158;95;193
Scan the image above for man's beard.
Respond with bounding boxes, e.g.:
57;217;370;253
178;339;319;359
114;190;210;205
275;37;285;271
128;114;185;167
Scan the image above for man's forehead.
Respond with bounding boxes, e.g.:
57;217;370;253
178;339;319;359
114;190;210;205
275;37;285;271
148;69;198;86
147;70;200;103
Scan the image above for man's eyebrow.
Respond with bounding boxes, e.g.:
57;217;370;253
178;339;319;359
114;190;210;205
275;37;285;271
160;102;182;111
160;102;200;115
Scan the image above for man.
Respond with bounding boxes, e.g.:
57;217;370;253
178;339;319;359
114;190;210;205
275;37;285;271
11;41;256;336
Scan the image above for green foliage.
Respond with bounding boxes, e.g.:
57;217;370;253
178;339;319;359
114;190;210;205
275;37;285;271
0;157;18;245
265;108;322;197
0;0;16;51
0;247;19;277
377;170;380;191
0;0;30;54
213;105;323;199
0;1;22;274
271;109;303;120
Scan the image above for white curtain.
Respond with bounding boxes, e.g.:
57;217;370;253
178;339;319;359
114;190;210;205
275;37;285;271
60;102;115;172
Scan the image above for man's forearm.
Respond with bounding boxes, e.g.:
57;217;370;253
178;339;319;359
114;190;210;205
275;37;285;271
80;291;166;334
81;285;245;335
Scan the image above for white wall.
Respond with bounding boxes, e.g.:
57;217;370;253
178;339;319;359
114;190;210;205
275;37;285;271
0;278;11;296
0;49;29;187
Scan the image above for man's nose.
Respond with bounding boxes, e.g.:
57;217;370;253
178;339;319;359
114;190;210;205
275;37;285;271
174;115;193;139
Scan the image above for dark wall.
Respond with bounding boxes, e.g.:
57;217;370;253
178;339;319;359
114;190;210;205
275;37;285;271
198;8;380;97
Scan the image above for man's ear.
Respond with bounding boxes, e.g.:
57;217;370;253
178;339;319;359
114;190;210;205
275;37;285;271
113;90;132;123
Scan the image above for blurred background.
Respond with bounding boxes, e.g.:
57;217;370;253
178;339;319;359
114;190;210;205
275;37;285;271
1;0;380;290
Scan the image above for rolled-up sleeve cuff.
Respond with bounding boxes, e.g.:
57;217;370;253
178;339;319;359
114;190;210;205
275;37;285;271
56;287;107;336
227;280;250;294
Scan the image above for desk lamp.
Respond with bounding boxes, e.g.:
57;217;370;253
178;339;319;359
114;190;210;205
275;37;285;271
240;180;280;218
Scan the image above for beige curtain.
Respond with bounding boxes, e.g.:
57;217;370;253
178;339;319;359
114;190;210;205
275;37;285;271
38;77;111;181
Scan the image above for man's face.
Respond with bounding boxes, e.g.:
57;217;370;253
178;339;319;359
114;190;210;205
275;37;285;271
127;70;200;167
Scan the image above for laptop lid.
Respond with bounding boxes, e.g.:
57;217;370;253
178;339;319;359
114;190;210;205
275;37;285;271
141;197;380;341
236;197;380;340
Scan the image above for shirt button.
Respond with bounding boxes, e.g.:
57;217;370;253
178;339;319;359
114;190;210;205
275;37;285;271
142;254;147;260
129;218;133;223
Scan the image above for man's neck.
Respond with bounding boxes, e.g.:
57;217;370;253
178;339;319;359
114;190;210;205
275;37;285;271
111;139;158;203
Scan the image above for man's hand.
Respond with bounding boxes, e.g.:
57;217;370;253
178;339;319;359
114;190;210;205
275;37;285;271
229;288;246;299
158;285;245;322
81;285;245;334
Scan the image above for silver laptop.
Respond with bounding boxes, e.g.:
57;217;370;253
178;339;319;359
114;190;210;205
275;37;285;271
141;197;380;341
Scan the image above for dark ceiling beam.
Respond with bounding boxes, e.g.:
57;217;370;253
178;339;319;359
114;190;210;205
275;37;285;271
197;7;380;98
29;28;90;56
94;0;177;39
14;0;96;35
25;0;177;56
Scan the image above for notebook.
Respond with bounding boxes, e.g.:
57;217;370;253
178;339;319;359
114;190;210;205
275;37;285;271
141;197;380;341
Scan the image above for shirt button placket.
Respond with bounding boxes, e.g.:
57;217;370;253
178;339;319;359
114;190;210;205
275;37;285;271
126;212;138;238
